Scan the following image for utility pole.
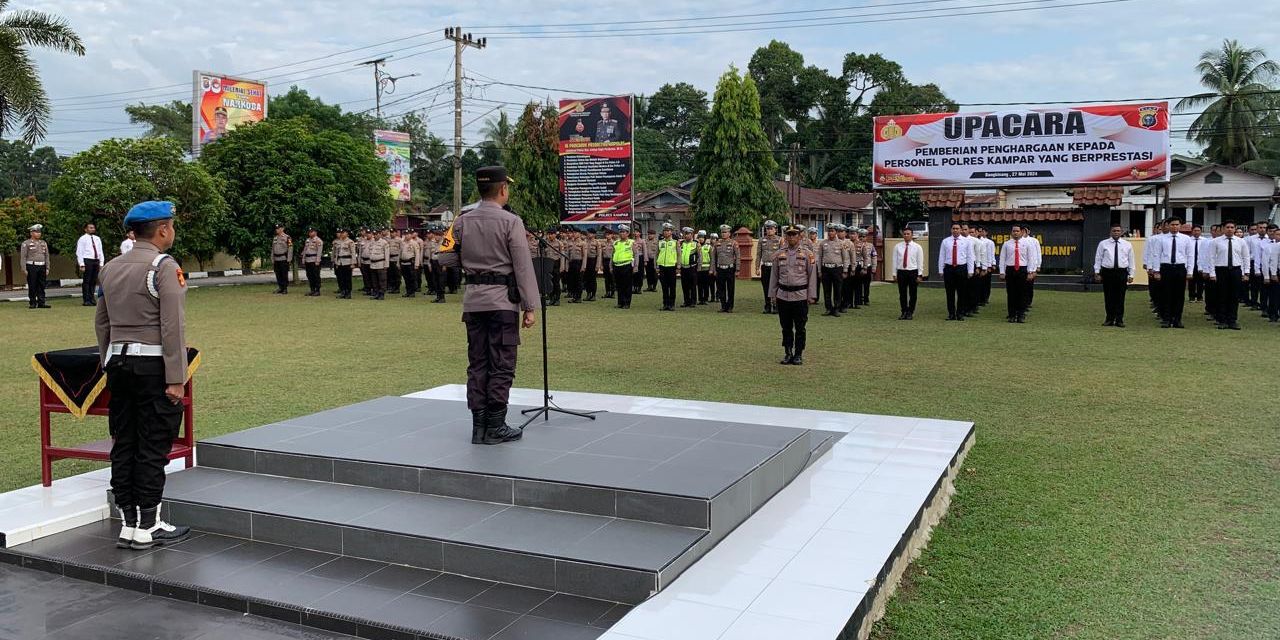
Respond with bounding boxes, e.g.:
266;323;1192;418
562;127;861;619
444;26;485;217
359;57;419;120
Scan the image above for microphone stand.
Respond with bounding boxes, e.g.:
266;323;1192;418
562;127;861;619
520;230;599;429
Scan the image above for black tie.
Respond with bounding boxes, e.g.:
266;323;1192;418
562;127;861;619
1171;235;1177;264
1113;239;1119;269
1193;240;1198;269
1227;237;1233;269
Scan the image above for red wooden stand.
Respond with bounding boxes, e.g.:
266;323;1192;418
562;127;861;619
39;378;196;487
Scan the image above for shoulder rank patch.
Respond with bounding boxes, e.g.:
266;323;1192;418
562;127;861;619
176;266;186;287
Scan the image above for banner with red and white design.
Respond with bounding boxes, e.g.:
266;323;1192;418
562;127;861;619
558;96;633;223
873;103;1170;188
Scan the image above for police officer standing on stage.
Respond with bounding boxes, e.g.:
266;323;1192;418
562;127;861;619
271;224;292;294
755;220;781;314
19;224;51;309
768;224;817;365
654;222;679;311
714;224;740;312
331;228;356;299
1093;223;1135;327
96;201;191;550
302;228;323;296
436;167;538;444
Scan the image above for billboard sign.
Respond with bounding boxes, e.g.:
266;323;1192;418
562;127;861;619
192;71;268;157
374;130;412;202
873;103;1170;188
558;95;633;224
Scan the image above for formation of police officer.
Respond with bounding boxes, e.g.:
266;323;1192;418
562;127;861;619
95;200;191;550
19;224;51;309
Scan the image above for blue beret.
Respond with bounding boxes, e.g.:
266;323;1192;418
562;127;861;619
124;201;174;226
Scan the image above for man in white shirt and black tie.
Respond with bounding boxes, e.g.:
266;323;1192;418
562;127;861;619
75;222;105;307
1093;223;1135;327
1021;224;1042;312
1151;216;1194;328
1265;224;1280;323
1208;220;1251;330
1188;225;1211;305
1246;223;1268;310
937;223;974;321
999;224;1035;323
893;228;925;320
120;230;136;256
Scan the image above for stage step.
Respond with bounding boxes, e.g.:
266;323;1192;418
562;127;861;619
2;520;626;640
156;467;706;604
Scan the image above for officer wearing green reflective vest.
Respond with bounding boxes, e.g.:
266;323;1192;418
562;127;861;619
655;222;679;311
679;227;698;308
612;224;637;309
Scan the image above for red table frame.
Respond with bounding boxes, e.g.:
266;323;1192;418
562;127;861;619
39;377;196;487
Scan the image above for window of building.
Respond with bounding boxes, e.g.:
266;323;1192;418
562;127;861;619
1204;171;1223;184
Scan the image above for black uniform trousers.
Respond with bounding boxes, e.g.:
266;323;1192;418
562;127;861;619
1100;267;1128;323
447;266;460;293
896;270;918;314
107;355;183;510
821;266;842;312
1204;274;1218;318
273;260;290;292
943;265;968;318
387;262;401;293
646;259;658;290
1267;279;1280;321
550;269;562;304
464;310;520;412
1215;267;1242;326
680;267;698;306
603;259;616;295
716;267;736;311
962;272;978;314
698;270;713;303
372;268;387;296
841;271;855;310
81;258;100;304
1004;266;1028;319
1159;264;1187;323
304;263;321;293
335;265;353;294
401;263;418;295
776;299;809;354
862;269;873;305
584;258;598;298
659;266;677;308
1248;271;1262;307
759;265;773;309
981;271;992;304
631;261;644;294
26;264;47;306
613;264;634;307
1189;271;1206;301
1023;273;1034;310
360;262;371;292
567;260;583;300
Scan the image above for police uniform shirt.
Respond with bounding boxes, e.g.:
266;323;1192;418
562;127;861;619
1208;233;1250;269
1151;232;1194;267
938;235;975;274
594;118;621;142
94;240;187;384
332;238;356;265
567;237;586;262
998;237;1035;273
272;234;292;262
1093;237;1135;278
20;238;49;265
713;237;739;269
368;237;389;269
893;241;925;276
767;246;817;302
757;235;781;266
402;238;422;267
436;200;540;313
386;236;400;261
853;239;873;269
817;238;844;268
303;237;324;264
632;237;648;262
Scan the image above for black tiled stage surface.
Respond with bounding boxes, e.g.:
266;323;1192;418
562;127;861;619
204;397;808;500
6;521;622;640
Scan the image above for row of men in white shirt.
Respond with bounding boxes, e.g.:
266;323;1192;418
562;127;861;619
1140;220;1277;276
893;223;1043;322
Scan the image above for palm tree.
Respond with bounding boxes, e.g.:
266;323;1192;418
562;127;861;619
1175;39;1279;166
0;1;85;143
477;111;512;165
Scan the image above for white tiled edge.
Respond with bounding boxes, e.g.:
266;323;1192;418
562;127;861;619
406;385;974;640
0;459;187;547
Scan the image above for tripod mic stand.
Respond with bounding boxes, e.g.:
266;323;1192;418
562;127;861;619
520;230;599;429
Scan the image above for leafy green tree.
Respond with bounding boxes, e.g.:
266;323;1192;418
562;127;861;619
0;139;60;198
633;127;686;192
507;102;559;230
747;41;819;147
1176;39;1280;166
198;118;392;269
46;137;227;265
0;2;85;142
692;66;787;231
1240;134;1280;175
0;195;46;283
646;82;710;171
126;100;193;152
269;86;382;140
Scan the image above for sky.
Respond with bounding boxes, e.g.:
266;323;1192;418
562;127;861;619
17;0;1280;157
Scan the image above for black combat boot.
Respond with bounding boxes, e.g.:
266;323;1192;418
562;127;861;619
471;408;487;444
780;349;793;365
483;405;523;444
790;350;804;365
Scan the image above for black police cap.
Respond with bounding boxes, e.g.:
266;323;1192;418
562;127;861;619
476;166;514;185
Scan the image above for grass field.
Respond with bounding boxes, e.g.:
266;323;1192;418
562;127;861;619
2;280;1277;639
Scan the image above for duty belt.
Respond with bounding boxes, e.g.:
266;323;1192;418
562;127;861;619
304;253;317;257
109;343;163;357
778;283;808;292
273;254;287;259
26;261;46;266
466;273;514;285
762;262;774;267
822;263;840;268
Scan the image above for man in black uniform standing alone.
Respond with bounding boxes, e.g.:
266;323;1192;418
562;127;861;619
437;167;540;444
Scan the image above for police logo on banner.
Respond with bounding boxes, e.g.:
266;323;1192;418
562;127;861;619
1137;105;1160;129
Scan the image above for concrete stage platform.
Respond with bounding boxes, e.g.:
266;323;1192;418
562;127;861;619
2;386;972;640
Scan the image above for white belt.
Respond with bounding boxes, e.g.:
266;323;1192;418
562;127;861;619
26;261;46;266
109;343;164;357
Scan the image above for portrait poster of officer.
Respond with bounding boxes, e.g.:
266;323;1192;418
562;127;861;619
558;96;632;146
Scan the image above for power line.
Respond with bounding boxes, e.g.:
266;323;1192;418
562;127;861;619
466;0;989;28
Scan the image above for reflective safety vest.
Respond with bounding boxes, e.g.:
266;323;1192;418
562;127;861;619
700;243;712;268
656;239;678;267
681;241;698;267
613;239;635;266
